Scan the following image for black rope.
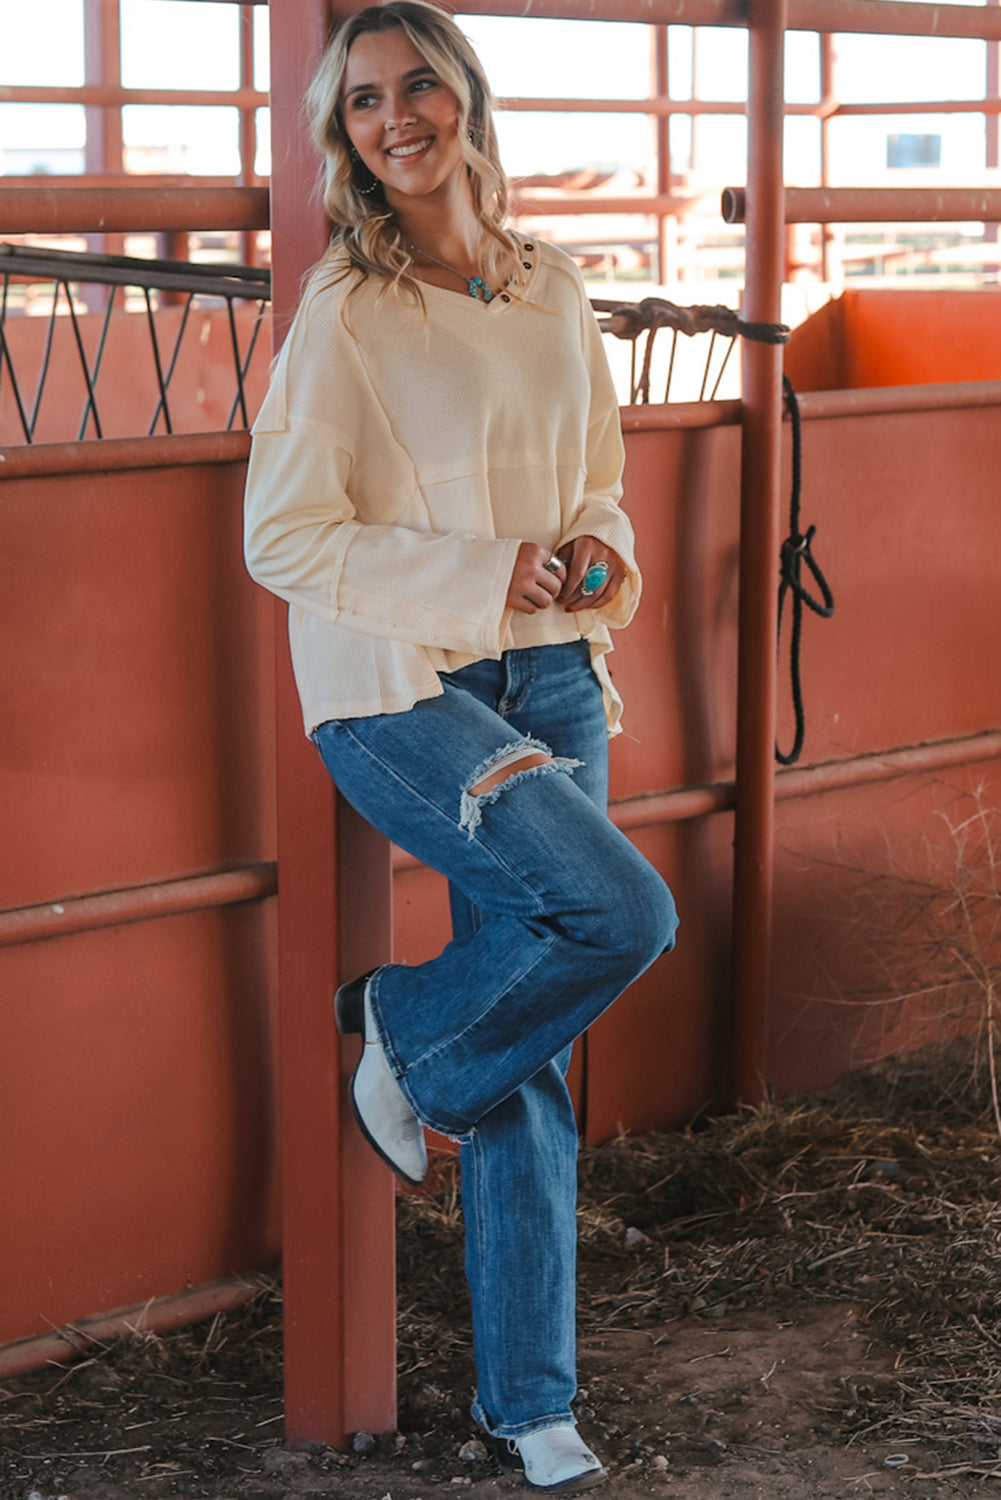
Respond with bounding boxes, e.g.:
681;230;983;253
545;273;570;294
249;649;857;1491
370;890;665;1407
775;375;835;766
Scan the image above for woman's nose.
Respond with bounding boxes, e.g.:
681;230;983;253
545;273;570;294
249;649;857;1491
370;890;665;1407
384;98;417;130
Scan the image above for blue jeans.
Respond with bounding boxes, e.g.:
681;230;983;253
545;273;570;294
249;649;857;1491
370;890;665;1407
312;641;678;1439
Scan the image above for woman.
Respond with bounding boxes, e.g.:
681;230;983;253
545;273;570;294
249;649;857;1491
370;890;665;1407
244;2;678;1488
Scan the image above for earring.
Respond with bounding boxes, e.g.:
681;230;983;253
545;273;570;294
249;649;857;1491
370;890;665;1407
349;145;382;197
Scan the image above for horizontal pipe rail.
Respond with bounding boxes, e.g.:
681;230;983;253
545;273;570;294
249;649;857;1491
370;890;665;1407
5;380;981;469
512;190;690;215
503;95;746;116
621;397;742;430
0;85;269;109
723;185;1001;224
447;0;1001;35
505;96;1001;119
206;0;1001;26
796;381;1001;419
439;0;747;21
0;863;278;948
0;187;269;236
0;432;250;478
786;0;1001;41
0;245;270;300
774;729;1001;803
0;1275;276;1380
0;173;247;193
619;380;1001;432
390;727;1001;873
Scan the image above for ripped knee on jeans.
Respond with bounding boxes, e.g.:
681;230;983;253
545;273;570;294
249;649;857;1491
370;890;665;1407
459;737;582;838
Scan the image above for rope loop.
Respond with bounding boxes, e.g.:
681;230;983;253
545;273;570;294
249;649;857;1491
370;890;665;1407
776;377;836;767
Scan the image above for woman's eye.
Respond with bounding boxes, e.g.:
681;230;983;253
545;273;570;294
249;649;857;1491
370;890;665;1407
350;92;376;111
410;76;437;93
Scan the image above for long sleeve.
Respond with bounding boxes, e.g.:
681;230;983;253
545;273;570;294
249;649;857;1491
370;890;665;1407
244;285;520;658
245;423;519;657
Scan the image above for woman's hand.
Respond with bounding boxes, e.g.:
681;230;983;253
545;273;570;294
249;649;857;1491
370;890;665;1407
555;537;624;612
506;542;566;614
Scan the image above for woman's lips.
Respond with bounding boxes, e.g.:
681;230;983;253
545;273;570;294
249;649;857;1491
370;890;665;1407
386;136;433;160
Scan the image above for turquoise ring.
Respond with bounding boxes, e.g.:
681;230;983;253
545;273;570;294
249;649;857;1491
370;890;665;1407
581;561;610;595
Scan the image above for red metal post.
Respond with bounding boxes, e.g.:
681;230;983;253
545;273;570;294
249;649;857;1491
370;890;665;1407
731;0;787;1104
652;26;672;283
268;0;396;1446
83;0;125;289
238;3;260;265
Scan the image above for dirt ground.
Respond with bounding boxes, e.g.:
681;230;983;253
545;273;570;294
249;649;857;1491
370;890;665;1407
4;1043;1001;1500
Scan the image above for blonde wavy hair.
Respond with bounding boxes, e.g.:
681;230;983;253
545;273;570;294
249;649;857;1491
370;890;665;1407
306;0;519;299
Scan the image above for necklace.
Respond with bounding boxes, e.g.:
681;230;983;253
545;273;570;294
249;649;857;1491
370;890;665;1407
408;242;493;302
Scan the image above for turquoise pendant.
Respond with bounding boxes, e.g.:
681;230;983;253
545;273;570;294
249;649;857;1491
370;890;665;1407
468;276;493;302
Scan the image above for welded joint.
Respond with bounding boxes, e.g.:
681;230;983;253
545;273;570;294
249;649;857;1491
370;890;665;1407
458;737;583;839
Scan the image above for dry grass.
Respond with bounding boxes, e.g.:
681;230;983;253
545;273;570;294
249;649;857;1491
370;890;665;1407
4;1039;1001;1495
399;1040;1001;1468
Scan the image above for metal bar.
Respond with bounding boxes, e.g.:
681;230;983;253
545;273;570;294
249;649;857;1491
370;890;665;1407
0;172;248;191
0;1275;275;1381
723;186;1001;223
501;95;745;115
830;99;1001;116
238;3;261;264
795;380;1001;418
819;31;834;281
144;288;174;437
0;277;33;444
652;26;672;281
440;0;747;21
707;334;736;399
697;329;717;401
390;726;1001;868
506;95;1001;117
0;431;250;477
664;328;679;401
774;730;1001;803
620;397;743;429
77;285;118;441
227;299;269;430
731;0;787;1107
512;191;695;215
0;864;277;948
12;81;998;117
147;293;196;437
3;380;990;479
0;187;269;236
226;297;250;429
64;285;105;441
267;0;397;1451
0;247;270;301
0;84;269;108
786;0;1001;41
27;281;63;441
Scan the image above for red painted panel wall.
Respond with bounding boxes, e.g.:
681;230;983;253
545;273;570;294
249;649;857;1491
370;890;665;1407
784;289;1001;392
1;451;279;1350
0;306;271;445
3;381;1001;1353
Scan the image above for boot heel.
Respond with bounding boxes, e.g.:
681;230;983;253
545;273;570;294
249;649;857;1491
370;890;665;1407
333;973;370;1035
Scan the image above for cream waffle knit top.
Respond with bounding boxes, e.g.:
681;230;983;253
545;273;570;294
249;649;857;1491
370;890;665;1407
244;236;639;735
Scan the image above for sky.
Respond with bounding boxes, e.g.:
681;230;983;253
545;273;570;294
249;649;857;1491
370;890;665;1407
0;0;993;185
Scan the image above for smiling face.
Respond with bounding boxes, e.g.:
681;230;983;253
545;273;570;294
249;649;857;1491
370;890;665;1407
341;28;466;211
